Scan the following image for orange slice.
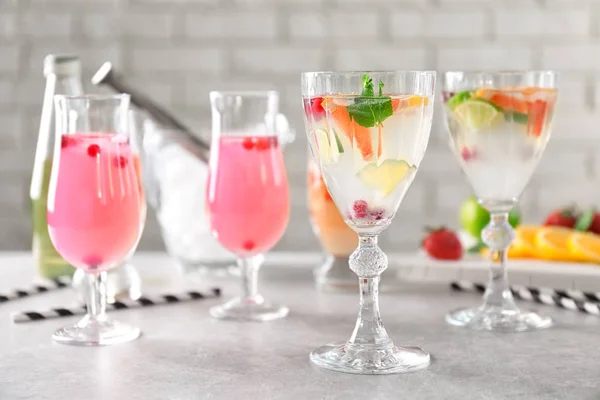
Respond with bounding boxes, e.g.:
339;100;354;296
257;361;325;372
480;244;529;260
535;227;574;262
323;98;374;161
512;225;540;257
391;95;429;112
568;232;600;263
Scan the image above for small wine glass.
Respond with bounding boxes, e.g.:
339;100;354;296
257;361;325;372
207;91;290;321
441;70;558;332
72;110;146;303
302;71;436;374
48;94;143;345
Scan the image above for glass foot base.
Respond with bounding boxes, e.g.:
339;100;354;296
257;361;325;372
52;317;141;346
310;342;430;375
446;306;553;332
210;297;289;322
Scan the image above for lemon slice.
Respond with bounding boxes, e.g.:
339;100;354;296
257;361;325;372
358;159;415;196
453;99;504;130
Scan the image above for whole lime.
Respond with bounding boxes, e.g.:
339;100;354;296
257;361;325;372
459;196;520;239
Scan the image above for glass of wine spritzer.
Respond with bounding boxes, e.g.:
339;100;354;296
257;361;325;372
441;70;558;332
302;71;436;374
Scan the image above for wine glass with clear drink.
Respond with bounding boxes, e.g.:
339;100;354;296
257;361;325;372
302;71;436;374
441;71;558;332
48;94;143;345
207;91;290;321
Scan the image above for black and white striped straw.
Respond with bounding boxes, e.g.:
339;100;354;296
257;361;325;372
450;281;600;317
0;277;71;303
11;288;221;323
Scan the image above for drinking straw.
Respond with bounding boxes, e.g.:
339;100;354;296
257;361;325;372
12;288;221;323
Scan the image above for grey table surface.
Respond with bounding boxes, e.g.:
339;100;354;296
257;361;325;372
0;252;598;400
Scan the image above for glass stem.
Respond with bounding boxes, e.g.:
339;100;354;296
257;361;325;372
348;235;392;348
481;212;518;311
239;255;264;304
85;271;108;322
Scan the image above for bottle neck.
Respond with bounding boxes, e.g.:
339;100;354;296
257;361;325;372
55;75;84;96
30;73;84;198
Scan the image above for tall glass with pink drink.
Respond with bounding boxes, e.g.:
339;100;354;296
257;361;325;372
48;94;142;346
207;91;290;321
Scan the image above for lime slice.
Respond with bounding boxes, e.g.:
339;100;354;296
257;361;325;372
331;128;344;154
358;159;415;196
315;128;333;164
453;99;504;130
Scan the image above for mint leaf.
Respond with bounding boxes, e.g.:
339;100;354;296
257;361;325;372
347;74;394;128
575;208;595;231
362;75;375;97
505;112;528;124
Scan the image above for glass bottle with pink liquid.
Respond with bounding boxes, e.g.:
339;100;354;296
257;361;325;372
48;94;143;345
207;91;290;321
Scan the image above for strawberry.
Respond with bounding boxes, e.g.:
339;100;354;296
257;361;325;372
575;208;600;235
422;226;463;261
544;206;579;228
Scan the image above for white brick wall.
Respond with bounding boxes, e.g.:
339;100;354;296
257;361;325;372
0;0;597;253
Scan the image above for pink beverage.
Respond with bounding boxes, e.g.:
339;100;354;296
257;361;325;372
47;133;142;272
207;135;289;255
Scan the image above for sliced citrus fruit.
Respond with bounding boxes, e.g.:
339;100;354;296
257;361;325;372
325;99;374;161
314;128;334;164
358;159;415;196
534;227;574;262
480;245;529;260
568;232;600;263
392;95;429;112
453;99;504;131
513;225;540;257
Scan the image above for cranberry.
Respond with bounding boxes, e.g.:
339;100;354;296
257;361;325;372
461;147;477;162
113;155;128;168
369;208;386;221
242;240;255;251
242;137;255;150
87;144;101;157
255;137;273;151
61;136;77;148
83;254;103;266
352;200;368;219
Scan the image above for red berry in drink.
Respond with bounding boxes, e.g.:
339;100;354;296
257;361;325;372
61;136;77;148
369;208;385;221
255;138;271;151
242;240;255;251
87;144;101;157
242;137;255;150
353;200;368;219
113;155;128;168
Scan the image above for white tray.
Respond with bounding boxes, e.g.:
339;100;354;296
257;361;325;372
392;252;600;292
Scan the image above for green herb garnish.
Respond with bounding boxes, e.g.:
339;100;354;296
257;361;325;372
346;74;394;128
446;91;472;110
505;112;528;124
